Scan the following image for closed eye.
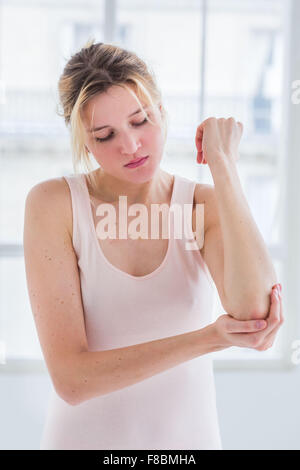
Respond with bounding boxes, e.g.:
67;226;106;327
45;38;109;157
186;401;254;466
95;117;149;143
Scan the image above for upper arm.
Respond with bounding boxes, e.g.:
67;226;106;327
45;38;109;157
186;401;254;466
194;183;228;312
23;178;88;403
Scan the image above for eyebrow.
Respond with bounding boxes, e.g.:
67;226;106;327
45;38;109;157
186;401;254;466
88;107;147;133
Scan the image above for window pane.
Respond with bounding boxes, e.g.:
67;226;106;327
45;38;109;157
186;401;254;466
205;0;284;159
0;0;286;365
0;257;43;361
117;0;205;179
0;0;105;244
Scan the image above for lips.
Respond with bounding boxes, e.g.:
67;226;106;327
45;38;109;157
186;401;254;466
124;156;148;167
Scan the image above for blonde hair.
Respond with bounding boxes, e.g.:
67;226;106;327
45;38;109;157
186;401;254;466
57;38;169;191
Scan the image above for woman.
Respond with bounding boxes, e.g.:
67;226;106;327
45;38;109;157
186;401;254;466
23;40;283;450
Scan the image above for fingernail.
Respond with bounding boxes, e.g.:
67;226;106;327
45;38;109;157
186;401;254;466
256;320;265;328
272;284;281;294
278;288;282;300
276;285;281;297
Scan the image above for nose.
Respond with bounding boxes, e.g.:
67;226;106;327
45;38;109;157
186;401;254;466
120;130;142;156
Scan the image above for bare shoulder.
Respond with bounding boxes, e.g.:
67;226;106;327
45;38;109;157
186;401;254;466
193;182;218;235
24;177;88;404
25;176;73;239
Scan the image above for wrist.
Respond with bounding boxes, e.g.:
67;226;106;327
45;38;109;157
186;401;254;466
209;153;238;177
209;155;242;191
201;323;228;353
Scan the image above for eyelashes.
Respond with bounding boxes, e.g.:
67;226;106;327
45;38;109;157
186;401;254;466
95;117;149;143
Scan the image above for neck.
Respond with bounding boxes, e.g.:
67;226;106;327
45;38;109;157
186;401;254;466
90;167;168;206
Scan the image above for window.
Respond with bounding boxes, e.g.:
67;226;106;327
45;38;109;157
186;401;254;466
117;0;289;367
0;0;293;372
0;0;105;371
201;0;286;366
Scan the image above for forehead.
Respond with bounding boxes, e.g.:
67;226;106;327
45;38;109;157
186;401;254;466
82;85;144;124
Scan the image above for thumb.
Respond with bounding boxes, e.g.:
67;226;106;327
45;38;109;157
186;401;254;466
225;317;267;334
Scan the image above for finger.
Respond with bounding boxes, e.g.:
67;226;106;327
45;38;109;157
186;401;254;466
197;151;203;164
195;124;204;151
229;291;283;349
257;302;284;352
229;331;262;348
227;287;281;336
195;133;203;153
263;287;281;328
279;291;284;323
253;289;283;349
274;284;283;322
263;290;284;341
237;121;243;133
225;317;267;334
255;314;284;351
258;322;282;350
195;117;217;149
197;153;208;165
270;287;282;324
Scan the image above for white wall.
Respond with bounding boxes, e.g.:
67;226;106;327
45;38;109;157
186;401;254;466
0;366;299;450
1;0;299;451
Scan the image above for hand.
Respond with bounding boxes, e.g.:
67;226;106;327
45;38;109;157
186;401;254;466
195;117;243;167
212;284;284;351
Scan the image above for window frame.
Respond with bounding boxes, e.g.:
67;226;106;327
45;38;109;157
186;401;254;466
1;0;297;373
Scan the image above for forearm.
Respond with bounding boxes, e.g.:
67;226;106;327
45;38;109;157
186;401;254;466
210;157;277;320
60;325;220;405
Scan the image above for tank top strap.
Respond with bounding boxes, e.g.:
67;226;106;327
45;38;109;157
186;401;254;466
170;174;197;245
171;174;196;207
62;173;89;255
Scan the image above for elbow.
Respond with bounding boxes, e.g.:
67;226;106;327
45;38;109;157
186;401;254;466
246;287;277;321
222;277;279;321
247;306;270;321
56;384;82;406
224;307;268;322
52;352;87;406
62;375;83;406
248;274;279;320
53;374;82;407
223;295;272;322
65;391;82;407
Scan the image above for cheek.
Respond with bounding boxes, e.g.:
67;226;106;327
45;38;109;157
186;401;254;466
91;147;112;169
100;155;116;170
145;126;164;148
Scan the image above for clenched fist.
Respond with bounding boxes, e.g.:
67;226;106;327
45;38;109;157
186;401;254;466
195;117;243;167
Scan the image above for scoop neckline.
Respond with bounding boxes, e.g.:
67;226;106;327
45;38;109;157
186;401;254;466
81;172;177;281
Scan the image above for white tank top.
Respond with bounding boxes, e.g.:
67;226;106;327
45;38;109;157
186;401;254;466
39;171;222;450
